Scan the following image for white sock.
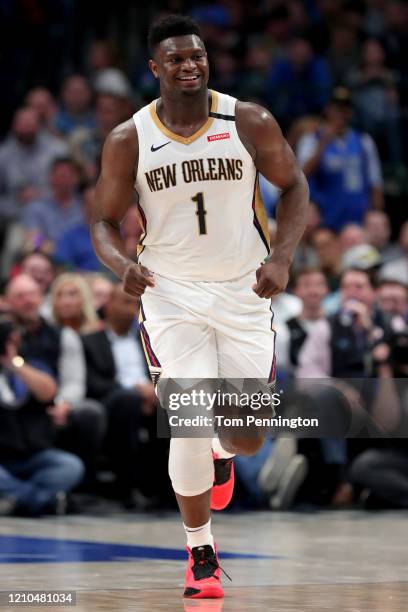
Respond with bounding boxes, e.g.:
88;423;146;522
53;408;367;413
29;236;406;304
212;436;236;459
184;518;214;550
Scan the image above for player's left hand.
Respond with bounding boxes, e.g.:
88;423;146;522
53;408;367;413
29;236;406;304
252;260;289;298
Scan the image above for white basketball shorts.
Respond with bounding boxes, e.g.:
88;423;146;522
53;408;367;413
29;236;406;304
138;270;276;382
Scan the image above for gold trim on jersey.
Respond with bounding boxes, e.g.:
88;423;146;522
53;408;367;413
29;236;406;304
254;173;270;251
149;90;219;145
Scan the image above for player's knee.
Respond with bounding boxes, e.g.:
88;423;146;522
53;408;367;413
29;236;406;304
221;434;265;456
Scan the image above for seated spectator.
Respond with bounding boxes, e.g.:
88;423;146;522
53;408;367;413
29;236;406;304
51;272;101;334
376;280;408;318
87;274;114;317
297;267;380;379
380;221;408;286
22;157;84;254
25;88;59;138
69;92;134;182
0;108;68;222
297;87;383;230
234;436;308;511
363;210;400;263
285;268;329;371
0;108;68;277
0;315;84;516
20;252;57;320
291;202;320;272
310;227;342;292
54;185;102;272
339;223;366;253
54;75;96;137
350;442;408;509
82;284;170;506
324;243;382;316
5;274;105;492
87;39;121;84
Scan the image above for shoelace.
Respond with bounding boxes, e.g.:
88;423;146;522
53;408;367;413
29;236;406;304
192;547;232;582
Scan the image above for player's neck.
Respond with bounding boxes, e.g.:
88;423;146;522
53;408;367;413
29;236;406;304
157;88;210;131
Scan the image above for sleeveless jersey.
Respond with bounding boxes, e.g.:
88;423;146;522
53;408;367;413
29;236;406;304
132;90;270;282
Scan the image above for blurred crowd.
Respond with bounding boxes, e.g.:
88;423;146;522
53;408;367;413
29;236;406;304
0;0;407;517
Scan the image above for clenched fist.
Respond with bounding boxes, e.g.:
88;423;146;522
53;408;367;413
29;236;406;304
252;260;289;299
122;262;155;298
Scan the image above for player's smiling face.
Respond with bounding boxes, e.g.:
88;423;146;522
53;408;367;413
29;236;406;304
149;35;209;94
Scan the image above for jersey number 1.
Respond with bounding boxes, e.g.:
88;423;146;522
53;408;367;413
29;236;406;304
191;192;207;235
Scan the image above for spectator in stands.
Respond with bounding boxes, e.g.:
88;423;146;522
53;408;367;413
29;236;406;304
5;274;105;491
22;157;84;254
20;252;57;320
347;38;402;164
328;24;360;85
55;75;96;137
297;87;384;230
239;42;271;104
0;315;84;516
0;108;68;277
376;280;408;318
285;268;329;371
54;185;102;272
69;92;133;182
87;40;120;84
291;202;320;272
350;441;408;509
25;88;59;138
297;268;379;379
82;284;168;506
87;274;114;318
339;224;366;254
380;221;408;286
267;35;331;129
310;227;342;291
363;210;399;263
382;1;408;96
51;273;100;334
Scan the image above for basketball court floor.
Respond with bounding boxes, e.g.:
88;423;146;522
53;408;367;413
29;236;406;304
1;510;407;611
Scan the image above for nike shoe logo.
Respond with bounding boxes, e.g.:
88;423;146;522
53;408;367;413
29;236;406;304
151;141;171;152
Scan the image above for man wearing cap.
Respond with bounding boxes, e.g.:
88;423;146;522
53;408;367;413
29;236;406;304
297;87;384;231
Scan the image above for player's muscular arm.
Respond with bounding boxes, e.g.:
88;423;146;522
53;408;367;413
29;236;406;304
236;102;309;298
92;120;155;297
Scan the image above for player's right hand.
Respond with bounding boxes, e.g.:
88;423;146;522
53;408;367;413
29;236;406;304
122;262;155;297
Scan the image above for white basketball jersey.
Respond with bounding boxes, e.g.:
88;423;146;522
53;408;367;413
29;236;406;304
132;90;270;282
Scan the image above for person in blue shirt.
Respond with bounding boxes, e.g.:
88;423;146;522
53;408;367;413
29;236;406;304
54;75;96;138
297;87;384;231
267;35;332;130
54;185;101;272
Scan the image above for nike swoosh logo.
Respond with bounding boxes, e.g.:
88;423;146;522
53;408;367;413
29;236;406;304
151;141;171;152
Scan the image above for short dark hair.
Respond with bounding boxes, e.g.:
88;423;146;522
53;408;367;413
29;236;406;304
292;266;327;288
148;14;202;55
49;156;76;174
340;267;373;286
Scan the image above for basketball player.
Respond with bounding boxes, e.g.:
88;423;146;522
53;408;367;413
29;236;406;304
92;15;309;599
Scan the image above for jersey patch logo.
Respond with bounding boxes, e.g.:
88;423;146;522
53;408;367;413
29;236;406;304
151;141;171;152
149;366;162;387
207;133;230;142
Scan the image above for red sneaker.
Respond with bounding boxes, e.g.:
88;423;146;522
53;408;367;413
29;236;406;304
210;453;235;511
183;544;225;599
